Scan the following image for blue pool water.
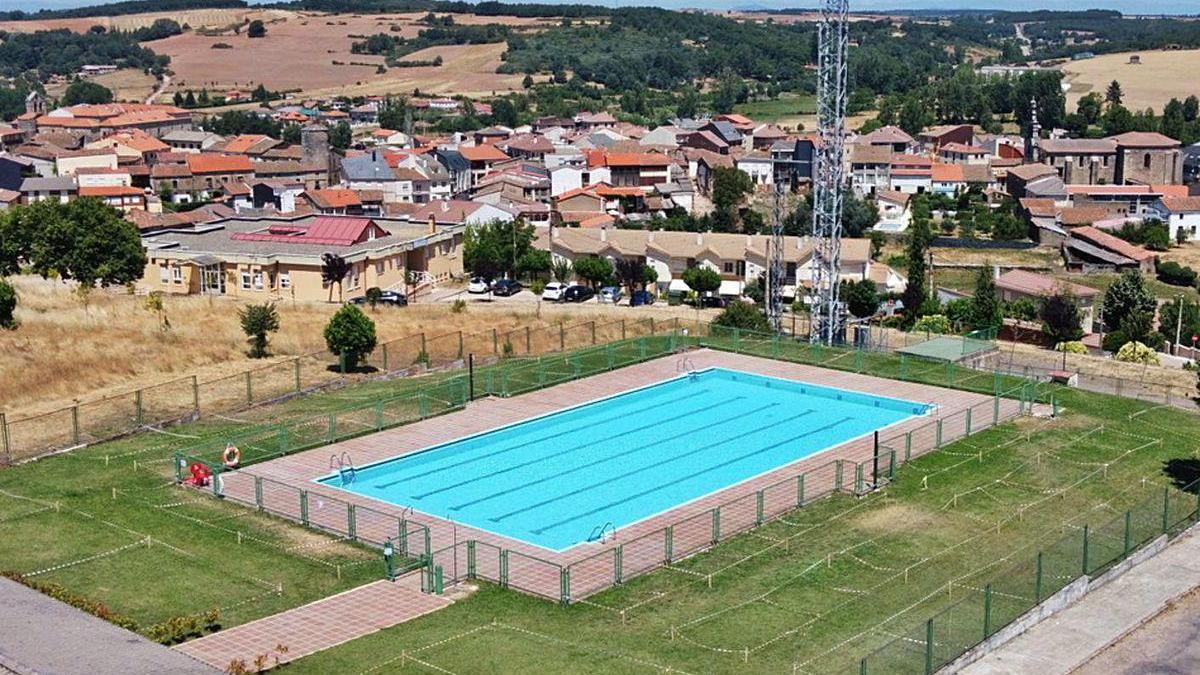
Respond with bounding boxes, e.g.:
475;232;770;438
319;368;929;551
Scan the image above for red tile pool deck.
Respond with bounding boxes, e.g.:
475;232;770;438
218;349;1022;601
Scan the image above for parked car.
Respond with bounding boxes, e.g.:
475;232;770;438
599;286;623;304
689;295;727;309
563;285;596;303
491;279;523;297
467;277;491;294
351;289;407;307
630;290;656;307
542;282;568;302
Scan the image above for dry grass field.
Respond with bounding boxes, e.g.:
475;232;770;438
45;68;159;103
152;11;543;99
0;8;288;33
0;276;697;419
1062;49;1200;111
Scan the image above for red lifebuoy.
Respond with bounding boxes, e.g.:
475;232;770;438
222;445;241;468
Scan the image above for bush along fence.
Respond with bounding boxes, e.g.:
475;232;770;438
854;477;1200;675
2;315;680;464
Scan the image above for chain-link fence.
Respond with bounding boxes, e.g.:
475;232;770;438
854;478;1200;675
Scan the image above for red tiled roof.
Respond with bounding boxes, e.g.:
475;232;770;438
458;144;509;162
306;188;362;209
931;163;964;182
1071;226;1156;262
231;216;385;246
603;152;673;168
79;185;143;197
187;154;253;174
1109;132;1180;148
1161;196;1200;213
996;269;1099;299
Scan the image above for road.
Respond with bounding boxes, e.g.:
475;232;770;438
146;73;170;105
1074;587;1200;675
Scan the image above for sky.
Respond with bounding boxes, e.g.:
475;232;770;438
2;0;1198;14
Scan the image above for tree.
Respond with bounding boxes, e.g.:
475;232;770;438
614;257;647;294
0;278;15;329
247;19;267;38
842;279;878;319
969;266;1002;330
463;219;535;281
364;286;383;311
1102;104;1135;136
517;248;550;280
320;252;350;302
868;230;885;260
1077;92;1103;126
28;199;145;287
901;197;933;326
329;121;351;150
1105;80;1123;107
1157;297;1200;348
712;300;770;332
711;167;754;214
572;256;614;291
324;304;376;371
62;80;112;106
551;260;573;283
522;74;534;89
239;302;280;358
682;266;721;298
1039;289;1084;345
1100;270;1157;334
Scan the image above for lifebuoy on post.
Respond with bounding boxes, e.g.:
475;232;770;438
222;445;241;468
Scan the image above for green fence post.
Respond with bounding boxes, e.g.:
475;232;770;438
993;394;1000;425
924;619;934;675
327;412;337;442
424;526;431;559
614;545;624;585
348;503;357;541
560;567;570;605
901;354;909;380
525;326;532;354
254;476;263;510
607;344;615;370
854;463;864;495
1035;551;1043;602
755;491;764;526
835;461;844;492
466;540;476;579
134;389;143;426
965;408;972;436
434;565;444;594
1163;486;1171;534
245;370;253;405
493;328;498;355
457;331;464;359
374;401;384;430
173;453;184;482
712;507;721;544
1082;524;1090;575
733;327;741;352
538;358;546;388
796;474;805;507
300;490;309;526
72;405;80;446
649;317;656;335
639;337;647;359
993;370;1001;395
559;324;565;351
905;432;912;461
621;319;627;340
665;526;674;564
860;658;868;675
1123;510;1132;556
983;583;993;639
279;424;290;455
397;518;408;556
889;450;897;480
293;358;301;392
500;550;509;588
419;392;428;419
936;420;943;448
590;320;597;345
192;374;200;412
855;348;864;372
944;361;952;385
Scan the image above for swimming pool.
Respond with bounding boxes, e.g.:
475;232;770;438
318;368;929;551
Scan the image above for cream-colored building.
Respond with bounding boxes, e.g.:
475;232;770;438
140;214;464;301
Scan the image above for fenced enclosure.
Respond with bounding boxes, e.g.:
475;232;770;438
855;477;1200;674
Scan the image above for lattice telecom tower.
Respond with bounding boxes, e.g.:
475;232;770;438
810;0;850;345
766;179;785;333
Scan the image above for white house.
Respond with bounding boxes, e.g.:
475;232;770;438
874;189;912;233
1153;196;1200;242
734;152;774;187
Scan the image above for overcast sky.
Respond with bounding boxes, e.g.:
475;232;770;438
3;0;1197;15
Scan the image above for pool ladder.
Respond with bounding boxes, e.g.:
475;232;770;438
588;522;616;543
677;356;698;381
330;452;356;486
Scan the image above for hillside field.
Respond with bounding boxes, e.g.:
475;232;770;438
1062;48;1200;111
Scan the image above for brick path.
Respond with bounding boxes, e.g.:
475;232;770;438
174;576;450;670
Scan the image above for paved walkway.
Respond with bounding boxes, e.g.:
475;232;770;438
174;577;450;670
1075;586;1200;675
0;577;214;675
962;527;1200;675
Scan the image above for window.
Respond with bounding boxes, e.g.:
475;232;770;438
279;272;291;289
376;261;384;276
723;262;734;273
252;272;264;290
171;266;183;284
786;262;797;278
240;272;251;290
1144;153;1152;170
159;265;169;284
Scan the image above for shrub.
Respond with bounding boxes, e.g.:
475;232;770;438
1156;260;1198;287
450;298;467;313
1055;341;1087;354
144;608;221;645
238;302;280;358
211;42;233;49
0;278;16;329
323;304;376;371
1115;341;1160;365
712;300;771;333
912;314;952;335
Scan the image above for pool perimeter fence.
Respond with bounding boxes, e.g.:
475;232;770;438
180;323;1046;602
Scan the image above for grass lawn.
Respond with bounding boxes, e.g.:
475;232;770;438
733;93;817;122
1;328;1197;673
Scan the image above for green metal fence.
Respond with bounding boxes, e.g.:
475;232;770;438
855;478;1200;674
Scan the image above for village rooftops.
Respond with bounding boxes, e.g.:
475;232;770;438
1108;131;1181;149
1071;225;1157;262
458;144;511;163
187;154;253;174
537;227;871;264
305;188;362;210
1160;196;1200;213
859;125;914;146
1037;138;1118;155
995;269;1099;299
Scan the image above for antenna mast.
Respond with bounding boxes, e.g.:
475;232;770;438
767;179;785;333
810;0;850;345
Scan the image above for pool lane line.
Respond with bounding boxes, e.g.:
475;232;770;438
488;407;814;524
439;396;766;510
530;415;855;535
369;386;711;489
415;394;751;502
